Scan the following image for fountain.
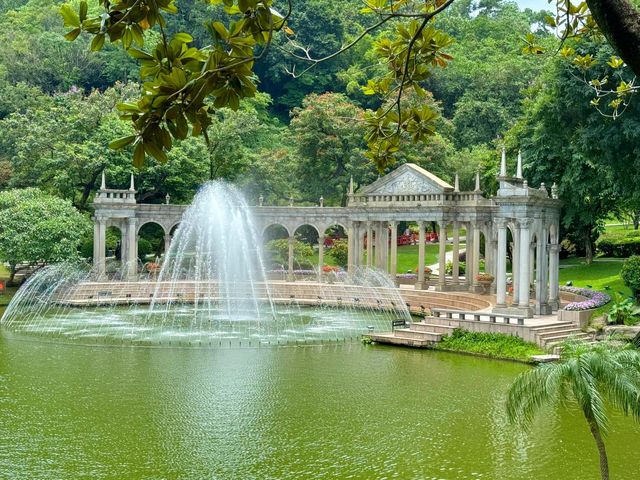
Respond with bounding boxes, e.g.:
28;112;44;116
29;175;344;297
0;182;410;347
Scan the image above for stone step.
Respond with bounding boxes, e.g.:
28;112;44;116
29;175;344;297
531;322;575;332
367;333;434;348
393;329;444;342
536;328;588;339
409;322;457;334
542;333;591;347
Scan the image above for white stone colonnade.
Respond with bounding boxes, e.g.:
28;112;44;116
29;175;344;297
93;159;562;318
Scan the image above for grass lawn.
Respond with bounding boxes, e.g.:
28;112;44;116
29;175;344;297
305;243;457;273
559;257;629;296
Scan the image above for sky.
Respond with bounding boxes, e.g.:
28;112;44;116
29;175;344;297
516;0;552;10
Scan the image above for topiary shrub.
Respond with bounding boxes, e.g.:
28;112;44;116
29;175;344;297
596;233;640;257
621;255;640;301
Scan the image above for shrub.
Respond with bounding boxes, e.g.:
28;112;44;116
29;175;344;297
138;238;154;261
445;260;466;275
596;231;640;257
621;255;640;301
329;239;349;267
266;238;314;267
559;238;577;259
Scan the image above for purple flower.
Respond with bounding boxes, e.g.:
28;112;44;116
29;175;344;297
561;286;611;311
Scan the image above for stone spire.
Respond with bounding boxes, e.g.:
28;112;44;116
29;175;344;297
551;182;559;199
454;173;460;192
516;150;523;178
349;175;354;195
500;146;507;177
100;171;106;190
475;171;481;192
129;173;135;191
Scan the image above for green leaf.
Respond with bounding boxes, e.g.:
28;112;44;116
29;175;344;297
173;32;193;44
109;136;137;150
144;142;168;163
79;1;88;23
91;34;105;51
133;142;145;168
60;4;80;28
64;28;81;41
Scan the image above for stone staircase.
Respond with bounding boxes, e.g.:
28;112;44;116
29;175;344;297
368;315;594;351
368;316;458;347
531;322;593;350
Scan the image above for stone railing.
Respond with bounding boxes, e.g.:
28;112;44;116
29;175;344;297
349;191;485;207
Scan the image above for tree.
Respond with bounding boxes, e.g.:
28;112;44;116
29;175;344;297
0;188;91;284
289;93;374;205
506;340;640;480
508;38;640;264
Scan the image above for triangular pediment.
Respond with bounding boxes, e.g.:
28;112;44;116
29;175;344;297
359;164;453;195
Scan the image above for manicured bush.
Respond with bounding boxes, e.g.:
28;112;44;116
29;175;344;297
596;231;640;257
621;255;640;301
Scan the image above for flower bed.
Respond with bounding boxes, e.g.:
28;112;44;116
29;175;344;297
561;286;611;311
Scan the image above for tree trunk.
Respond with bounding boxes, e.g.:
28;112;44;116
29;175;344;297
7;264;16;287
634;211;640;230
586;416;610;480
586;0;640;77
585;234;593;265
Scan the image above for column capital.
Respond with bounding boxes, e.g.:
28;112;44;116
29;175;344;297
494;217;508;229
518;218;533;229
389;220;398;227
437;219;448;228
549;243;560;254
127;216;137;225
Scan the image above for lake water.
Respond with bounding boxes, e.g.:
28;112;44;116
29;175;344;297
1;334;639;479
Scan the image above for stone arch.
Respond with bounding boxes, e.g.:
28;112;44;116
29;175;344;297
169;222;181;236
137;220;169;237
105;225;123;261
137;221;166;260
262;223;291;238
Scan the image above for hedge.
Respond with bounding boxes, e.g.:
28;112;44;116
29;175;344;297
596;230;640;257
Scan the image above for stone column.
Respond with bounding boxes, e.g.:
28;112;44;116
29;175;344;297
164;234;171;257
437;220;447;291
347;225;355;274
495;219;508;308
535;226;550;314
126;217;137;279
416;221;426;290
465;222;474;288
512;223;520;306
93;216;107;278
357;224;365;267
548;243;560;310
471;223;481;292
318;233;325;278
518;219;533;315
530;240;536;284
287;235;295;281
390;221;398;282
383;225;390;273
452;222;460;286
375;222;384;270
366;222;373;268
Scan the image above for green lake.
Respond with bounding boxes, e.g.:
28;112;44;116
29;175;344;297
1;333;639;479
